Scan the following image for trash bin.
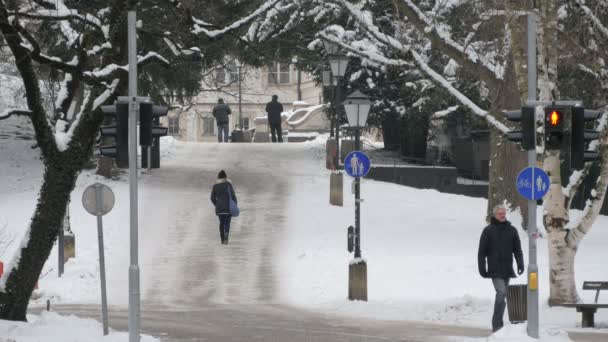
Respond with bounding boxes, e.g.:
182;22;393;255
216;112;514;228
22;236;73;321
507;284;527;323
231;130;244;142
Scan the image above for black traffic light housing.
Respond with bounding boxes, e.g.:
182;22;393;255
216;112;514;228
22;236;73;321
504;106;535;150
139;103;169;146
99;102;129;168
140;103;169;169
544;106;569;150
571;106;603;169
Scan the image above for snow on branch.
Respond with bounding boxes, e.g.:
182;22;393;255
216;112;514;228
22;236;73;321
397;0;506;81
410;49;509;133
431;105;460;120
0;109;31;120
192;0;281;37
9;9;104;33
334;3;509;133
318;32;413;68
54;79;119;152
573;0;608;40
84;52;169;79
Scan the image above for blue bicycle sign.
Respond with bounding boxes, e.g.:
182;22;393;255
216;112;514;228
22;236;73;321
516;167;550;201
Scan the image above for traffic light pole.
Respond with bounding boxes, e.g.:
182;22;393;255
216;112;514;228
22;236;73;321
127;9;141;342
526;13;539;339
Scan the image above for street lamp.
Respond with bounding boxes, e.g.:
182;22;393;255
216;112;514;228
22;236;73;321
343;91;371;301
322;68;335;137
322;39;349;167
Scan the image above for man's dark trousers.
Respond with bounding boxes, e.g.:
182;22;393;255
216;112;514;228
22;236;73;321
492;277;510;332
270;123;283;142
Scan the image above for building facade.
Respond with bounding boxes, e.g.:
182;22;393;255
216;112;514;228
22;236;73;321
164;61;324;142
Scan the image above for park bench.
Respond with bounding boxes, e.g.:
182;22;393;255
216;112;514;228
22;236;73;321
561;281;608;328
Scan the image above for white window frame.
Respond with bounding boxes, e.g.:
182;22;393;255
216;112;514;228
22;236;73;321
268;62;290;84
203;117;216;135
216;61;238;85
168;117;180;135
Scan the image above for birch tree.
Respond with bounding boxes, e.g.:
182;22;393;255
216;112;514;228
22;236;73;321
315;0;608;304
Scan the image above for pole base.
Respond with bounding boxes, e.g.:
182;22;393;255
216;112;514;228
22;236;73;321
63;232;76;263
348;260;367;301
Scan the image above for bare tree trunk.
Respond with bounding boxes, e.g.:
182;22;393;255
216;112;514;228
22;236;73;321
486;56;528;222
487;128;528;222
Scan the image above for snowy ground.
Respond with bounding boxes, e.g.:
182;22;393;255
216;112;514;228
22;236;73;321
0;311;158;342
277;137;608;335
1;117;608;341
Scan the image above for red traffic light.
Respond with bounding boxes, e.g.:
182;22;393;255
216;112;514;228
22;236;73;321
549;110;561;126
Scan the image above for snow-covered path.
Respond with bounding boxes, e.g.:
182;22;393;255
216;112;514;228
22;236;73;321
136;142;292;307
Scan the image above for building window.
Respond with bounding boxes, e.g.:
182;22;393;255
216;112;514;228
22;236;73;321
168;117;180;135
216;61;238;84
243;117;250;130
203;117;215;135
268;62;290;84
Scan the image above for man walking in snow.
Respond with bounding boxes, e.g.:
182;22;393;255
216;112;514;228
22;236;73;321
212;98;232;143
478;205;524;333
265;94;284;143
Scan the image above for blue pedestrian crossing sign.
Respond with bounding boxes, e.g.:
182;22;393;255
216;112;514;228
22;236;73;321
516;167;550;201
344;151;371;178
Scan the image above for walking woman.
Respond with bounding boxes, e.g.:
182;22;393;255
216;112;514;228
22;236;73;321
210;170;238;244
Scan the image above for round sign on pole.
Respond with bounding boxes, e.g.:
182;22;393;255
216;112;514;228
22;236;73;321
516;167;550;201
82;183;115;216
344;151;371;178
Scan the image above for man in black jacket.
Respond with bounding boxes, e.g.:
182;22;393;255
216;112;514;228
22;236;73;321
478;205;524;333
212;98;232;143
265;95;284;143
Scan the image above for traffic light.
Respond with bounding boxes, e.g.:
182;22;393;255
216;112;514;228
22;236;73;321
571;106;603;169
99;102;129;168
544;106;568;150
504;106;535;150
140;103;168;169
139;103;169;146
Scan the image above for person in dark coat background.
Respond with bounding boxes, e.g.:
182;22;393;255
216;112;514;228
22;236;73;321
265;95;284;143
212;98;232;143
210;170;237;244
478;205;524;333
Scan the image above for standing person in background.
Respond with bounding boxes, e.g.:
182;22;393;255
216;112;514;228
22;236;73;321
265;94;284;143
212;98;232;143
210;170;237;244
478;205;525;333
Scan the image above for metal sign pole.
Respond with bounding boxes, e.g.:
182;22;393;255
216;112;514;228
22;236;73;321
95;185;109;336
58;221;64;277
147;146;152;172
527;13;539;339
127;8;141;342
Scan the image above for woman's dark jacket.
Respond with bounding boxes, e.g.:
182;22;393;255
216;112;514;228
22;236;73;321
211;179;237;215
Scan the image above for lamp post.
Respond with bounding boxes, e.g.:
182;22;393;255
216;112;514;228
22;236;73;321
322;68;335;137
237;61;243;130
322;39;349;167
343;91;370;301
